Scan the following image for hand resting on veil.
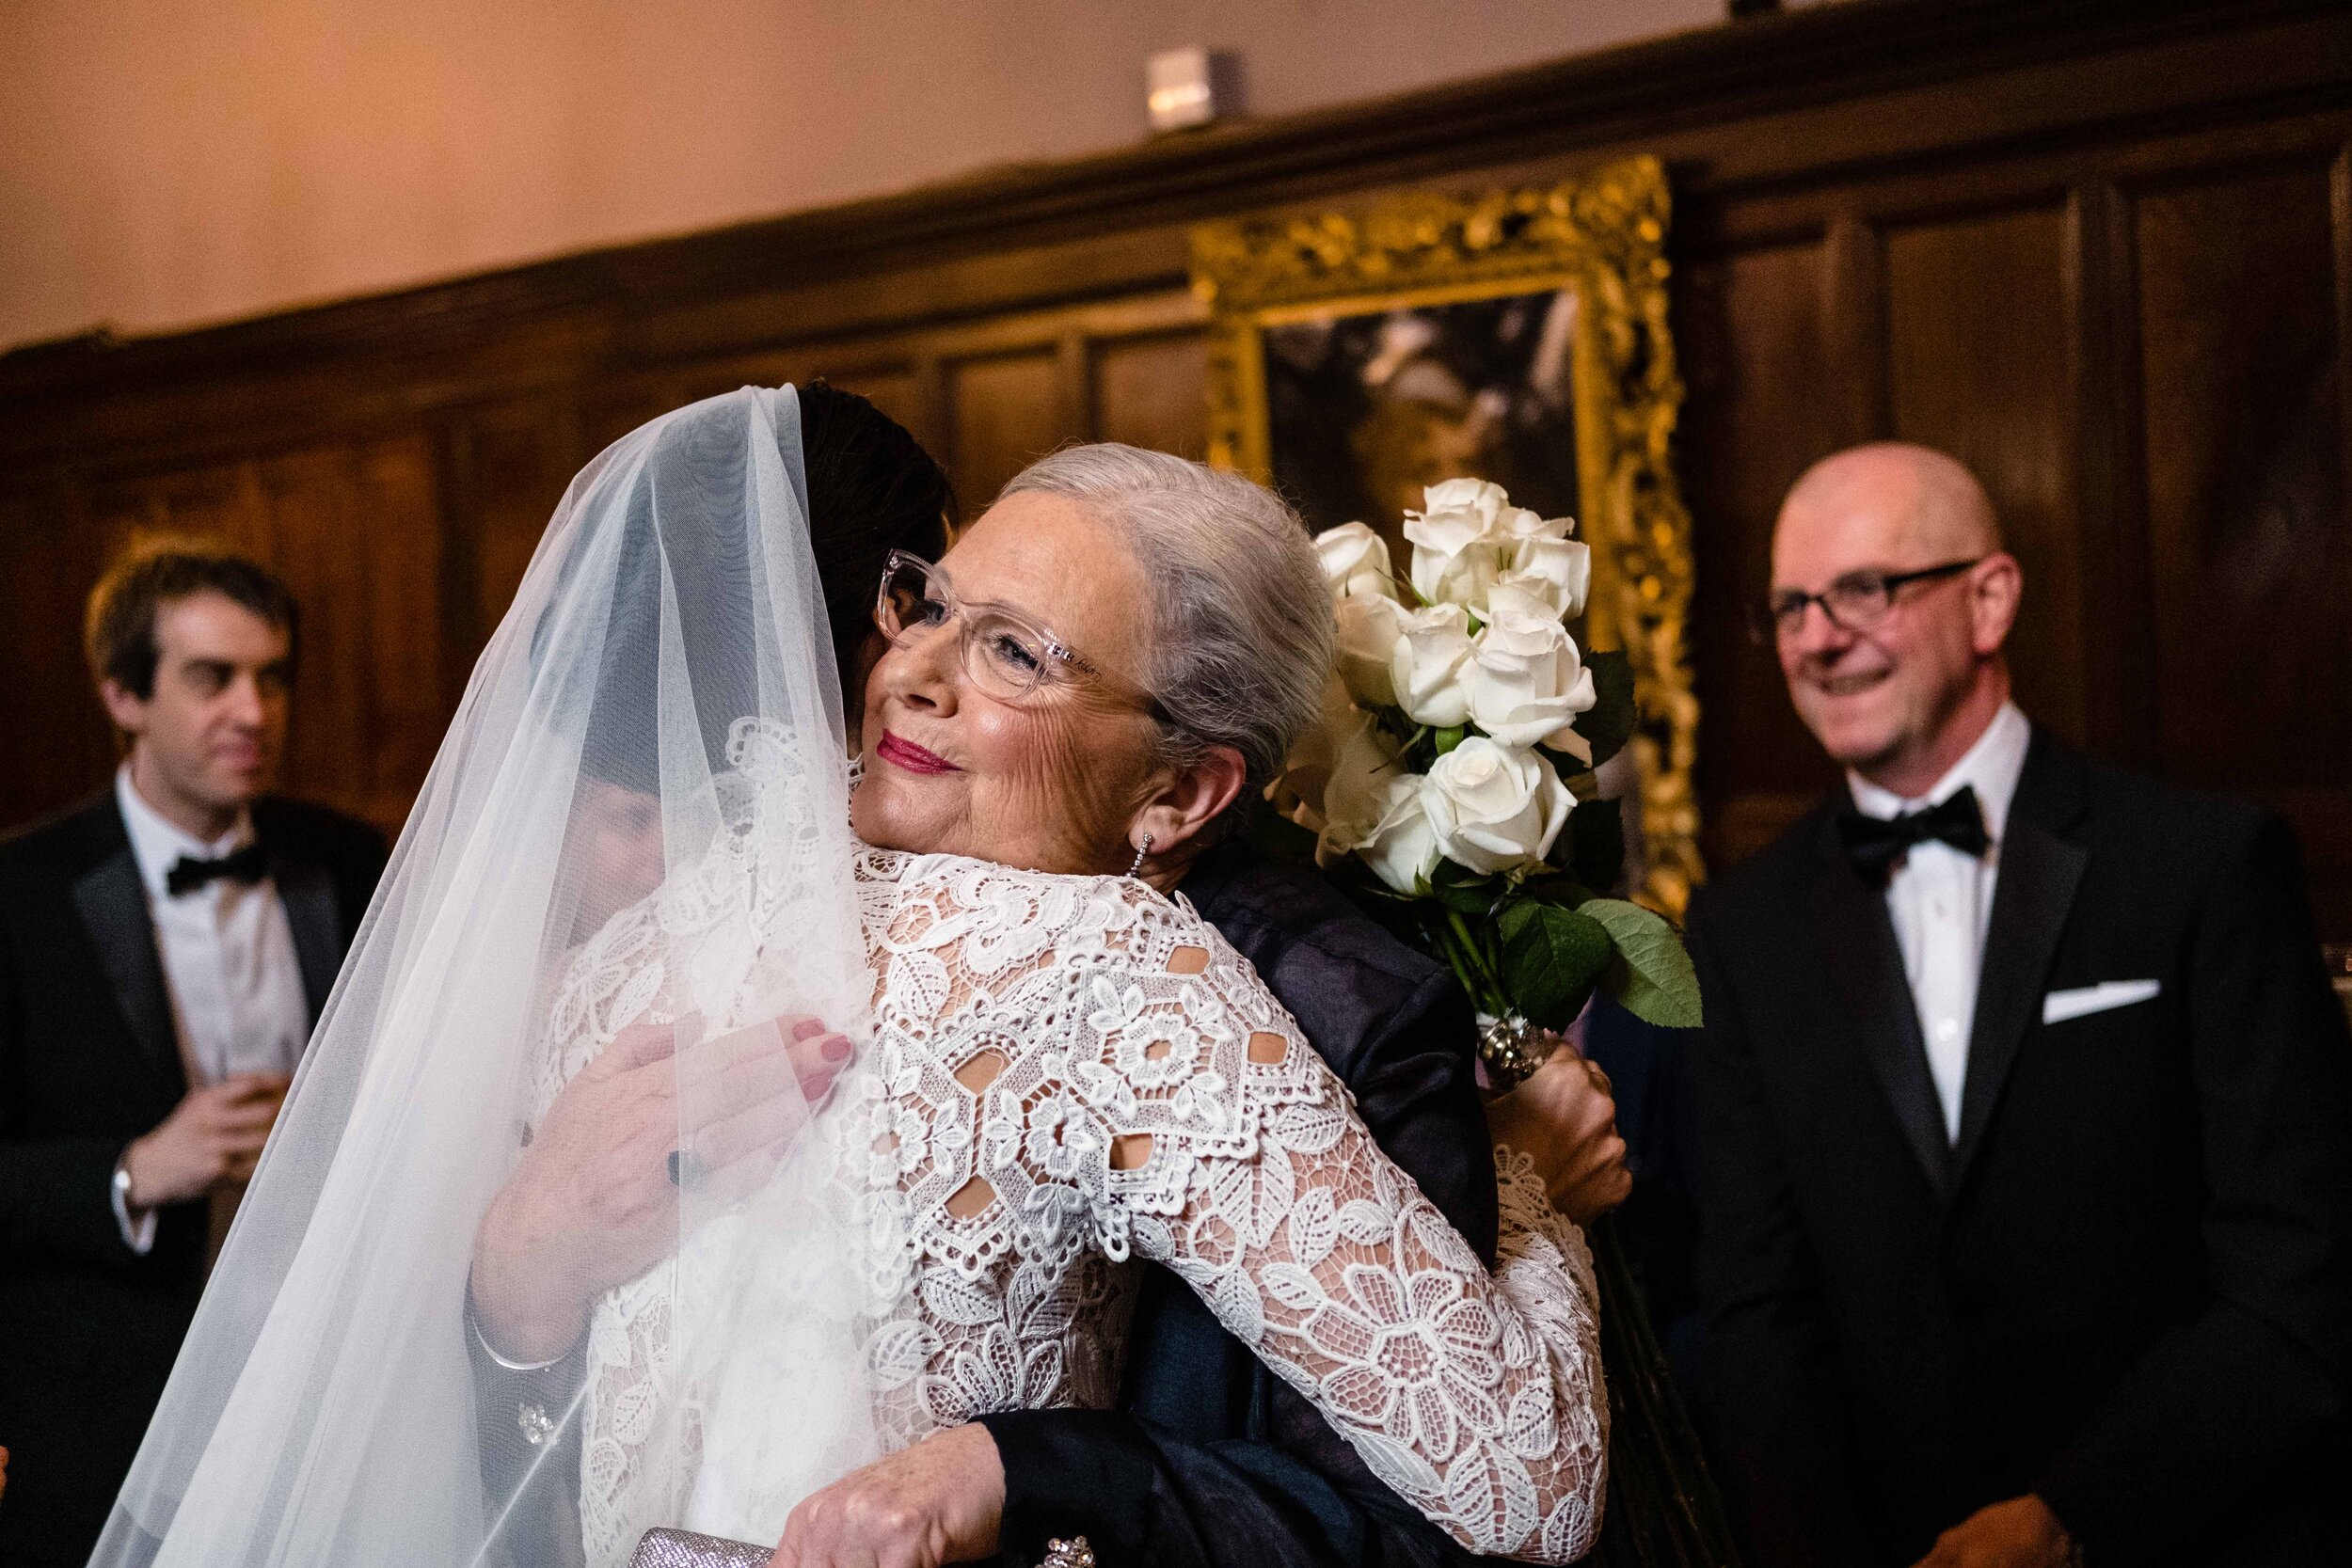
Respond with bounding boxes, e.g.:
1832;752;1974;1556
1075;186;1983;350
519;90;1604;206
470;1013;852;1364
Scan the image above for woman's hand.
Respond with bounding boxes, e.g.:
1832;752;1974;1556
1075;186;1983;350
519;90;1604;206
469;1014;851;1363
1485;1045;1632;1227
771;1422;1005;1568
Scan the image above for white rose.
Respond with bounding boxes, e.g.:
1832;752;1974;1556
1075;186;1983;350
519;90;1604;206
1403;502;1490;604
1263;676;1359;832
1420;478;1508;526
1496;504;1572;544
1313;522;1396;601
1311;714;1403;862
1503;533;1592;620
1387;603;1475;728
1353;775;1444;893
1423;736;1572;876
1466;584;1597;755
1333;593;1404;708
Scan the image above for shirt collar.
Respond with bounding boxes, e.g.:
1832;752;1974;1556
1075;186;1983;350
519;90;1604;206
115;764;256;899
1847;699;2031;843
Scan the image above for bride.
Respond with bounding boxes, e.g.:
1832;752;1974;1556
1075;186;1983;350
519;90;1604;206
91;387;1606;1568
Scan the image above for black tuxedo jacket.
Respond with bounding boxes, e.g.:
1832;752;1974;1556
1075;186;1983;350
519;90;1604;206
0;791;385;1566
1689;729;2352;1566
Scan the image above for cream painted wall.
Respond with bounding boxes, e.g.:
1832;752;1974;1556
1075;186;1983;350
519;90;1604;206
0;0;1726;351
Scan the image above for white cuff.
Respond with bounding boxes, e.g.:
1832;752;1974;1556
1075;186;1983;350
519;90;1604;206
112;1153;157;1256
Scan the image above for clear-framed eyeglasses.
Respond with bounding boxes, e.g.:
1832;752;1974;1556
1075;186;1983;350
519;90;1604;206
873;550;1165;716
1750;557;1984;644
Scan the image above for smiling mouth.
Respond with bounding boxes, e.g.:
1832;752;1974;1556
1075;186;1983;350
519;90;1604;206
877;731;960;775
1813;669;1891;698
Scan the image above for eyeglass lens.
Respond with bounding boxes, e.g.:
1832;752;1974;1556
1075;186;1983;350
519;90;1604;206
1768;574;1898;636
877;559;1057;700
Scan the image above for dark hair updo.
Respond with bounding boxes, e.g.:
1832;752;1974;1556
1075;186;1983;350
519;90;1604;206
797;381;956;673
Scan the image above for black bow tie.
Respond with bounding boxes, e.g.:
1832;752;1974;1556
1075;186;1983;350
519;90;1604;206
1837;785;1989;884
165;842;269;897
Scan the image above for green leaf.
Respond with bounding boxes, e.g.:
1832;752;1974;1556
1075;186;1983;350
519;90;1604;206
1520;871;1599;909
1427;858;1500;916
1497;899;1615;1032
1573;650;1637;769
1432;724;1467;756
1579;896;1704;1029
1565;797;1625;893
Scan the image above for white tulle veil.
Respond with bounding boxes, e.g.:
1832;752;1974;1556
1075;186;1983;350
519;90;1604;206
91;387;882;1566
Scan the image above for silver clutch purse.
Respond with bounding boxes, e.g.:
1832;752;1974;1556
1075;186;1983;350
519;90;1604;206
629;1528;773;1568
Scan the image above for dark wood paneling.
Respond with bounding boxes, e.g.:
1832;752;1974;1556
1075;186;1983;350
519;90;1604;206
946;350;1068;511
2132;157;2352;933
1885;204;2084;742
2;0;2347;934
0;484;111;816
1681;239;1846;866
1095;333;1211;460
2136;161;2350;788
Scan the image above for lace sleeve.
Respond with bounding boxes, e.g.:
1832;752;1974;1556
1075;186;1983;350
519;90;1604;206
1055;908;1609;1564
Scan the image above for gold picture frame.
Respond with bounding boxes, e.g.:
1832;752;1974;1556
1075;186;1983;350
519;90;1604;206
1192;155;1702;917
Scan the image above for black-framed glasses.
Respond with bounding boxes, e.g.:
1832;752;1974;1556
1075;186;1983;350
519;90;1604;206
873;550;1163;715
1750;558;1984;643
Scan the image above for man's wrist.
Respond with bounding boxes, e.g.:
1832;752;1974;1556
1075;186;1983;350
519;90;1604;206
112;1144;158;1255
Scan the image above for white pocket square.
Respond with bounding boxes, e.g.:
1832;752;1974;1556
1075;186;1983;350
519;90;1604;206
2042;979;2161;1024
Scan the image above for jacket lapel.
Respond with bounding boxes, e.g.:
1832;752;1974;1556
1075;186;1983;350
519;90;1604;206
69;820;183;1093
272;851;342;1025
1951;731;2088;1181
1810;814;1953;1200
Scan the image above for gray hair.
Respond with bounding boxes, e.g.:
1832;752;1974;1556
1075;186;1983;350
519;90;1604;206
1001;444;1333;792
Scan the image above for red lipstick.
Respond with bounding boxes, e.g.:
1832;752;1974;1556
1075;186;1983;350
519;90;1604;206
877;731;960;775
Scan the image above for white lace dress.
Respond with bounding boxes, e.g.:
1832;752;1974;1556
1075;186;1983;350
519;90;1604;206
535;843;1608;1565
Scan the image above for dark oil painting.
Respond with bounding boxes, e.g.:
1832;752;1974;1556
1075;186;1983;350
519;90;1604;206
1264;287;1585;553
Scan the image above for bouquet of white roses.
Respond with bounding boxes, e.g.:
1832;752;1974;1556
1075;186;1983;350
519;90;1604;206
1274;483;1739;1565
1267;478;1701;1081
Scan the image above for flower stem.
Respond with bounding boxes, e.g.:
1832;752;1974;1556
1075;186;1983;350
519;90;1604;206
1437;909;1508;1017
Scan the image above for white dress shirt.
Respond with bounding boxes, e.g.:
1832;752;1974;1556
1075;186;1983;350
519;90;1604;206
1847;701;2032;1143
111;766;310;1252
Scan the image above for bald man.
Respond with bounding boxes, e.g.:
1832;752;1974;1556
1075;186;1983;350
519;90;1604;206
1688;444;2351;1567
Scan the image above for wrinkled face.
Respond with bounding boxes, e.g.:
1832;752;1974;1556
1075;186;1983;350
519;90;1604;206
1771;485;1994;775
850;492;1166;874
105;592;292;820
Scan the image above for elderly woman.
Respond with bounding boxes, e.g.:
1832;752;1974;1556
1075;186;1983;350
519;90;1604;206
95;393;1610;1568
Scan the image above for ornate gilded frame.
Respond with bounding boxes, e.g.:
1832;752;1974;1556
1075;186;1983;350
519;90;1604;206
1192;156;1702;916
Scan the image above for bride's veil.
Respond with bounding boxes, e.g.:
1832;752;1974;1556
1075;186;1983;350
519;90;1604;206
90;387;881;1566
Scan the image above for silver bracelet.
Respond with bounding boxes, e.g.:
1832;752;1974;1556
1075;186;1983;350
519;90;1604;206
1039;1539;1096;1568
464;1290;570;1373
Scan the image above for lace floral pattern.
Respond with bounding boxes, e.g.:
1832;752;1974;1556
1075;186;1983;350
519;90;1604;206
536;797;1605;1563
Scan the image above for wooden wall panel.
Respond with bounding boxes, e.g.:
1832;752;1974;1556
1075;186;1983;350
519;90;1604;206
2135;161;2351;789
1681;239;1845;865
1094;332;1211;460
2132;157;2351;934
946;350;1067;512
0;485;110;818
1884;205;2085;743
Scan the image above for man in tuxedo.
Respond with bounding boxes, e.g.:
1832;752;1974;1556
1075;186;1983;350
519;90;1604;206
0;545;386;1564
1691;443;2351;1567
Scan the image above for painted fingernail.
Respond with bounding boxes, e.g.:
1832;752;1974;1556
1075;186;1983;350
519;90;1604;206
822;1034;850;1062
791;1018;827;1041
